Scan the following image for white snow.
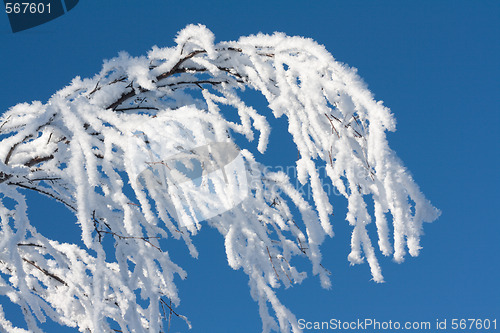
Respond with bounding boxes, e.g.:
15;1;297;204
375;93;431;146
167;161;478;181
0;24;439;333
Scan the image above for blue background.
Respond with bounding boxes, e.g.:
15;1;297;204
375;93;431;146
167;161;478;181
1;1;499;332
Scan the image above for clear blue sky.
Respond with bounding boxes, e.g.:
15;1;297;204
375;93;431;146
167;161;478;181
1;1;499;332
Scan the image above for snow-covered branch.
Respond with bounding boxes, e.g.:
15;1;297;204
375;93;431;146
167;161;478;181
0;24;439;332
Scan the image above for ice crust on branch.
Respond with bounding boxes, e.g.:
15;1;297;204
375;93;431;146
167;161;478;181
0;24;439;332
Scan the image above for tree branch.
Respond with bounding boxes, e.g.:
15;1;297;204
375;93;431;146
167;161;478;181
22;258;68;286
107;50;207;110
8;181;77;211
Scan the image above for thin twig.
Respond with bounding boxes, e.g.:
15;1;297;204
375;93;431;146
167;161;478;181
24;155;54;167
266;246;281;282
8;181;77;211
0;115;12;133
22;258;68;286
324;113;340;138
92;211;161;251
17;243;45;248
114;106;159;112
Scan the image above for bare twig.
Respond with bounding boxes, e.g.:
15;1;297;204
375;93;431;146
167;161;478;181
89;80;101;95
114;106;159;112
266;246;281;282
0;115;12;133
92;211;161;251
24;155;54;167
8;181;77;211
22;258;68;286
17;243;45;248
324;113;340;138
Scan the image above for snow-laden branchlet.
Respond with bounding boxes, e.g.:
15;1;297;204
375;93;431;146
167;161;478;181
0;25;439;332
